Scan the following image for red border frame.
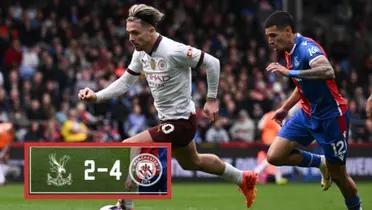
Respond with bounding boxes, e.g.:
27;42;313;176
24;142;172;200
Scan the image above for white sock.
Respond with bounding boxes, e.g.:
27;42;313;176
0;164;6;185
222;162;243;185
254;159;269;174
124;200;134;209
320;155;326;168
275;168;283;181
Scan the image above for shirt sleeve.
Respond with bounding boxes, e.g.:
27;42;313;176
127;50;143;74
172;44;204;68
303;42;325;66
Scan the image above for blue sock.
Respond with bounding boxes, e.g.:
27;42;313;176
298;150;321;167
345;195;361;210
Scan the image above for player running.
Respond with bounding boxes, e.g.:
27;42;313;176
264;11;362;210
79;4;256;209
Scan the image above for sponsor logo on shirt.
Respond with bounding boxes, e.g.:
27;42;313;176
308;46;320;57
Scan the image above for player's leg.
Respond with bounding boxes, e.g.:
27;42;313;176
109;133;153;210
107;199;133;210
266;111;327;186
121;130;154;143
267;136;323;167
274;167;288;185
327;162;360;210
173;140;225;174
267;136;301;165
173;141;257;208
317;113;361;210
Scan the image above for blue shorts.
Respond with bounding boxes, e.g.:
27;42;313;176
278;110;350;164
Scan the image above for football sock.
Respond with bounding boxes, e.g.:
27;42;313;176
345;195;361;210
254;159;269;174
222;162;243;185
0;164;6;185
298;150;321;167
124;200;134;209
274;169;283;181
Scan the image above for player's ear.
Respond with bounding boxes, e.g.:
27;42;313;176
149;26;156;34
284;26;292;33
284;26;293;37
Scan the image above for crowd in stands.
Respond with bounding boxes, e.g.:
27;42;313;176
0;0;371;144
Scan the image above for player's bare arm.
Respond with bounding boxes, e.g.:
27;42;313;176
266;56;335;80
272;87;300;125
298;56;335;79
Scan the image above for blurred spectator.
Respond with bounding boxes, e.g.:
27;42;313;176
55;102;69;125
205;119;230;143
0;122;20;185
61;109;88;142
258;108;281;145
76;102;97;125
24;121;44;142
93;120;121;142
4;39;22;68
0;72;3;87
349;99;367;143
19;46;39;80
229;110;255;142
26;99;46;121
44;118;61;142
41;93;56;120
124;103;146;137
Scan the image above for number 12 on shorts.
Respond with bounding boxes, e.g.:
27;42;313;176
330;140;347;161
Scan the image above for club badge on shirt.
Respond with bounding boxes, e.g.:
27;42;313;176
158;58;167;70
150;58;156;70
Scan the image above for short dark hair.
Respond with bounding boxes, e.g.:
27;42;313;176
264;11;295;32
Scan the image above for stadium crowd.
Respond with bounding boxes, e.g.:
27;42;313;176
0;0;371;144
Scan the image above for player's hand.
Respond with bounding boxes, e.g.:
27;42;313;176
203;98;219;123
272;107;288;126
78;88;97;103
266;62;290;77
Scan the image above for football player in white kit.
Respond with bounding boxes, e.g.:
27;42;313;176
78;4;256;209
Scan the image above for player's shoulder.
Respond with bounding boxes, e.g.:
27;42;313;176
132;49;145;59
296;35;324;59
160;36;184;50
298;35;323;50
163;36;193;58
156;36;185;57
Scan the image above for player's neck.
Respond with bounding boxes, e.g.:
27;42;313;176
145;33;160;54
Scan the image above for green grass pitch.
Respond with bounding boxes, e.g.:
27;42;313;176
0;182;371;209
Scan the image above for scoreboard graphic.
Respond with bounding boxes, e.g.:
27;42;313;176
24;142;171;199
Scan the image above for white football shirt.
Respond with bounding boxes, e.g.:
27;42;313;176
128;35;204;120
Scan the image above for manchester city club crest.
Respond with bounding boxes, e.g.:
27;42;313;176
129;153;162;187
158;58;167;70
47;153;72;187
